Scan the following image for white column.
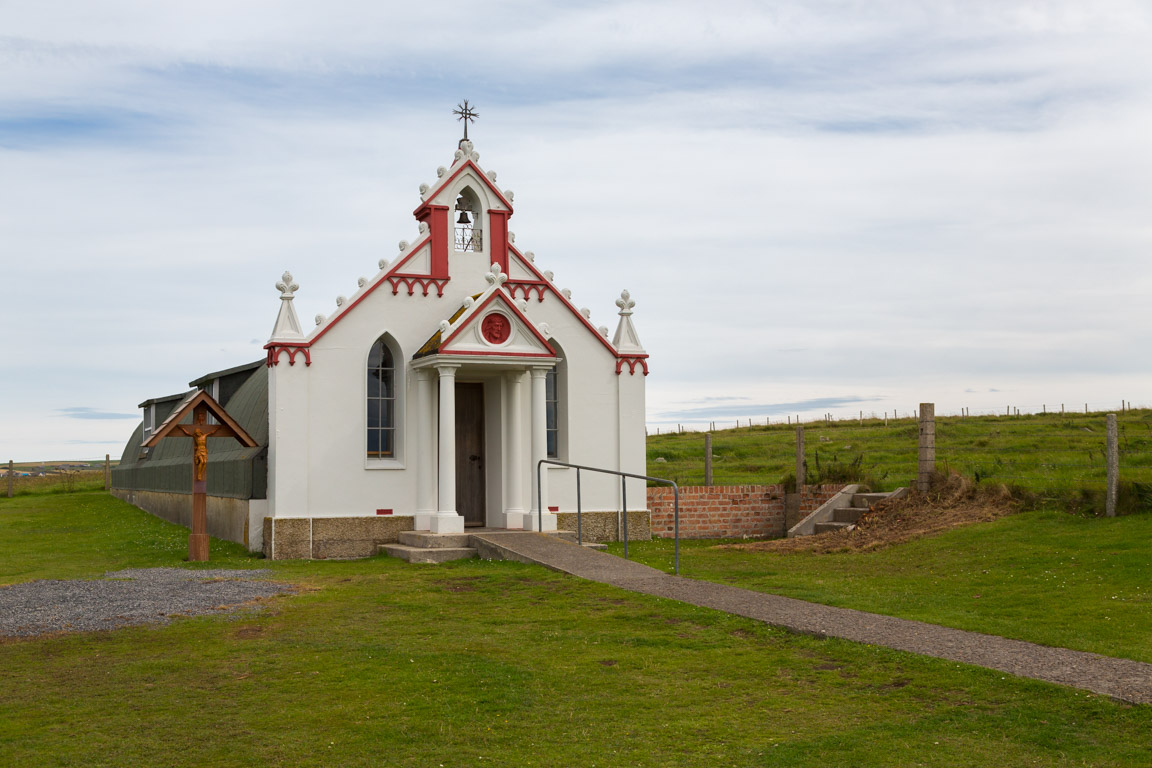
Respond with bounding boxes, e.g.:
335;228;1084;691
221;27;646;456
414;369;435;530
432;364;464;534
527;367;556;531
503;371;526;529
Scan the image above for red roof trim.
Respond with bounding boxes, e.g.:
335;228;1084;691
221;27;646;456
439;290;557;356
306;236;437;346
412;160;514;218
507;246;625;359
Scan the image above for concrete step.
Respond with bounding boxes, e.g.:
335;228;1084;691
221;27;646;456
380;543;476;563
851;492;892;508
814;521;855;535
398;531;472;549
832;507;862;523
581;542;609;551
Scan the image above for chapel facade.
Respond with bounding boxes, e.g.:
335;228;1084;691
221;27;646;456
112;134;649;559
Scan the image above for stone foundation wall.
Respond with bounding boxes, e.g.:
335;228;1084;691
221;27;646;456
111;489;256;550
647;484;845;540
263;516;413;560
554;510;652;543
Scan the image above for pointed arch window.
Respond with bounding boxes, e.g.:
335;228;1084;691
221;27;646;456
454;188;483;252
367;338;396;457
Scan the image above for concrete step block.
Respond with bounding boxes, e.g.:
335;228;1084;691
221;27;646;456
832;507;862;523
814;521;854;535
580;542;609;551
380;544;477;563
399;531;473;549
852;492;891;508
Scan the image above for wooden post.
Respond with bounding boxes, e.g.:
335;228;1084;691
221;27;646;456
795;426;805;488
1106;413;1118;518
104;454;110;492
6;460;12;498
704;433;713;487
918;403;936;493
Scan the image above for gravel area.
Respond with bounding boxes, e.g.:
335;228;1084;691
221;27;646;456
477;532;1152;705
0;568;293;638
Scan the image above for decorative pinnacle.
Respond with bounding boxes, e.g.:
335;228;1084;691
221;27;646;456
616;289;635;315
485;262;508;287
276;271;299;298
453;100;479;142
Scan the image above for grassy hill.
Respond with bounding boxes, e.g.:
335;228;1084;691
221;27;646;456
647;408;1152;511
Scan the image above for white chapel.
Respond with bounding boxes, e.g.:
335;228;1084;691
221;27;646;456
113;126;650;559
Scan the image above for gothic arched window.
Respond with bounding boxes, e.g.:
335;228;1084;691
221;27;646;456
367;337;396;457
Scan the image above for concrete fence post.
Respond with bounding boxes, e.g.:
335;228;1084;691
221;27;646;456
917;403;936;493
104;454;111;492
1106;413;1118;517
704;433;713;487
6;459;12;498
795;426;806;488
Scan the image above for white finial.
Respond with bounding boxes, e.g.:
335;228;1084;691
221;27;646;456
418;221;429;235
616;289;635;315
418;183;429;201
580;307;591;319
436;166;447;178
315;314;326;326
269;270;304;341
399;240;409;252
561;288;572;300
509;231;516;244
517;299;528;312
378;257;389;270
537;321;551;338
524;250;534;262
487;169;497;182
357;277;368;288
598;325;609;337
336;295;346;307
485;262;508;286
439;319;452;335
276;271;299;298
506;190;514;203
462;297;475;310
612;289;644;354
543;270;554;282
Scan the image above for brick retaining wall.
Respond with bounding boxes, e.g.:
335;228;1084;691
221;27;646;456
647;484;845;539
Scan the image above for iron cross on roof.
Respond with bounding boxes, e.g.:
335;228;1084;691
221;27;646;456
453;100;478;141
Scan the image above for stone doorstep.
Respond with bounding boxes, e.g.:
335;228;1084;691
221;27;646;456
398;531;472;549
379;543;477;563
383;529;583;565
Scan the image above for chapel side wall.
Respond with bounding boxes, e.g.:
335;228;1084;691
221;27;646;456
111;488;254;549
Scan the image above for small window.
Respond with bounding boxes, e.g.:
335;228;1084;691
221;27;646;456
367;339;396;457
545;367;558;458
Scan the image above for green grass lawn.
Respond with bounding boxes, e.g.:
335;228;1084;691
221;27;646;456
2;491;1151;766
647;409;1152;502
612;508;1152;664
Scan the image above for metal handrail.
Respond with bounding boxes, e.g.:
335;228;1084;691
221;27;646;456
536;459;680;575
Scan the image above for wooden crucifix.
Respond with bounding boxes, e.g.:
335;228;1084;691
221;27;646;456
143;389;258;562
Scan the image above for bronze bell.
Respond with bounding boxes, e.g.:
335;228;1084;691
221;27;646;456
457;211;471;225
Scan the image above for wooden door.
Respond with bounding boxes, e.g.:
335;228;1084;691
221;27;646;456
455;383;486;527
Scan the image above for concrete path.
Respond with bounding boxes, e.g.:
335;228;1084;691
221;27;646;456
472;532;1152;705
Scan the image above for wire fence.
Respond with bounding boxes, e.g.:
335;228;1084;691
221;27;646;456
646;407;1152;508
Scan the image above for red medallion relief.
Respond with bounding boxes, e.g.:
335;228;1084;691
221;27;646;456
481;313;511;344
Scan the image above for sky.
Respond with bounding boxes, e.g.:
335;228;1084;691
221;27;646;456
2;0;1150;462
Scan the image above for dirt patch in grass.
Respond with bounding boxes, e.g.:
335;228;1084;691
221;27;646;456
722;473;1021;554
